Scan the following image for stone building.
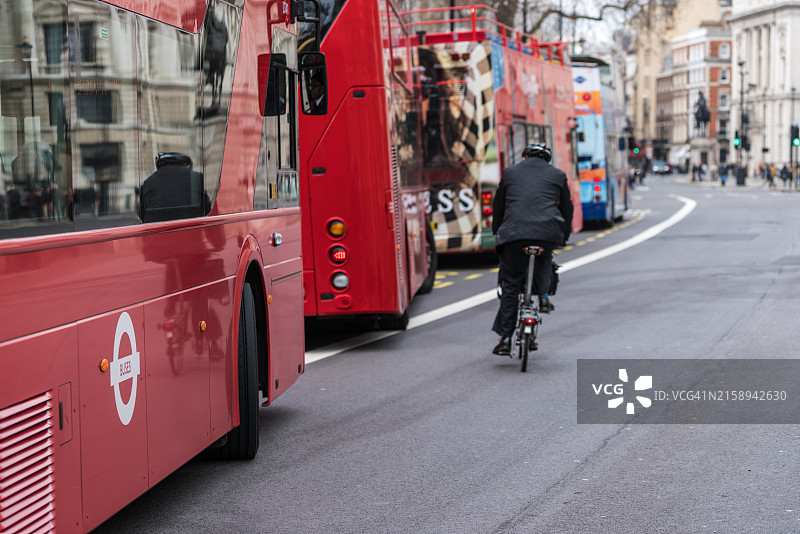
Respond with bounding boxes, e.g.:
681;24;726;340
658;22;732;168
730;0;800;172
628;0;726;159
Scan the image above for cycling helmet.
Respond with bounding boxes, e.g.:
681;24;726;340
522;143;552;162
155;152;193;169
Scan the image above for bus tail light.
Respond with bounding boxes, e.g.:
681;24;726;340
327;219;346;238
331;272;349;290
593;185;601;193
481;191;493;217
329;246;348;264
594;195;601;202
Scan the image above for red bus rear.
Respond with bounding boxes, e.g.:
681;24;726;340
0;0;323;530
298;0;436;329
406;6;582;253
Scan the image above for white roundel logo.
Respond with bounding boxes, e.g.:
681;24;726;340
109;312;141;425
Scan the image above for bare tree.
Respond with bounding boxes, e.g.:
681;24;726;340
514;0;648;36
412;0;648;43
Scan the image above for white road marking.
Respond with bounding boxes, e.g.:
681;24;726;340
305;194;697;364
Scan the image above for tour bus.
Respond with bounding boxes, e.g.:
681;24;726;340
0;0;324;531
404;6;583;254
297;0;435;329
572;54;630;224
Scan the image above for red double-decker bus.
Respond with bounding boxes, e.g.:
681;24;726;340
298;0;436;329
0;0;325;531
406;6;583;253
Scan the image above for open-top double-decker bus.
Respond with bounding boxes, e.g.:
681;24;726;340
405;6;583;254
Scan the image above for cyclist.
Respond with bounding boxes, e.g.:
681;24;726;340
491;143;574;356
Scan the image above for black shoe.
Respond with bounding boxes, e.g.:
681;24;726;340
539;298;554;314
492;337;511;356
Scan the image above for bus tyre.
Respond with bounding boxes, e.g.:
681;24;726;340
206;282;260;460
380;310;409;330
605;191;616;228
418;224;437;295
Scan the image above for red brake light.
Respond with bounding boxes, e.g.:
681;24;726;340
329;246;348;264
481;192;493;216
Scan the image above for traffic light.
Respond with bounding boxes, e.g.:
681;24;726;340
791;124;800;146
742;135;751;152
633;145;640;154
734;130;740;148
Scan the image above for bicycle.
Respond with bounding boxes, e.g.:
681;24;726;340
514;245;544;372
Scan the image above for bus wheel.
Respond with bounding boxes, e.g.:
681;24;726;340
418;223;437;295
605;192;616;227
206;281;260;460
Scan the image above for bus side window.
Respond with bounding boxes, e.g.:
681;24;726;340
136;15;204;223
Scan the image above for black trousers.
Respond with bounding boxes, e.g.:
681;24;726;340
492;240;555;338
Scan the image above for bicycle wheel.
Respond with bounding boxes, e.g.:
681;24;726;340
520;332;530;372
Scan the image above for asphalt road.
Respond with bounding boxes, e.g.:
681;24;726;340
96;175;800;533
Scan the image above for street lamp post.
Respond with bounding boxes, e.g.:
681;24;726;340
643;95;649;157
738;60;745;172
792;87;796;184
762;92;767;165
17;37;38;184
18;39;34;129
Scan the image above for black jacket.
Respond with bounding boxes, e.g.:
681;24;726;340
492;156;574;247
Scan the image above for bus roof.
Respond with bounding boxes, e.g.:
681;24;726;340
571;55;611;67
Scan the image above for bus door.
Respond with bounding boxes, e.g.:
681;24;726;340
259;28;304;398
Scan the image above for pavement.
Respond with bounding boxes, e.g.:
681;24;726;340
668;172;800;191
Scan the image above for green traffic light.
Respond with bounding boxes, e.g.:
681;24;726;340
633;148;639;154
794;138;800;146
734;138;740;146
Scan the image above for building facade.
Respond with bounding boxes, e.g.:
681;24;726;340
629;0;727;159
730;0;800;172
664;22;732;168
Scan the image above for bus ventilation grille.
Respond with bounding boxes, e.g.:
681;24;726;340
390;146;405;291
0;392;56;534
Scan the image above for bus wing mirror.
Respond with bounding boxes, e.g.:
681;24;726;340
300;52;328;116
263;54;287;117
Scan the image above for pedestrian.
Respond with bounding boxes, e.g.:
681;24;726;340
781;164;791;189
769;163;778;190
720;164;728;187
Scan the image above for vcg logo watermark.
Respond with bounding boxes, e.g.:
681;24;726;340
591;368;652;415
